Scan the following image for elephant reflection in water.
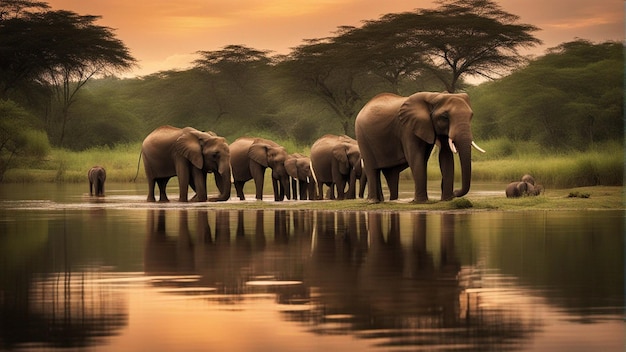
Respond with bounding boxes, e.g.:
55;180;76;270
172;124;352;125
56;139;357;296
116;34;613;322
145;209;248;294
305;212;534;348
144;209;315;300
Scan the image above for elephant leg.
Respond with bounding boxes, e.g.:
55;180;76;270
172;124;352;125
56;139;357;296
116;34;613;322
291;179;298;200
97;180;104;196
156;178;170;202
191;168;208;202
272;178;280;201
439;144;455;201
89;181;94;196
274;177;288;201
234;180;246;200
147;178;157;202
308;182;317;200
409;154;429;203
382;166;402;201
336;180;346;200
365;168;383;203
250;165;265;200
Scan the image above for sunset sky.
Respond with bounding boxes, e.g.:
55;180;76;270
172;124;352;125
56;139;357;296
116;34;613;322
45;0;624;77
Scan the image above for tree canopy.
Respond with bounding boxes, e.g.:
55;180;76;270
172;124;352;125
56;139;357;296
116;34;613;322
0;0;621;159
0;0;136;145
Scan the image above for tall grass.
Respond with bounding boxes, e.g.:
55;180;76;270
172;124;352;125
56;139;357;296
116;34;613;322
2;138;623;188
469;139;624;187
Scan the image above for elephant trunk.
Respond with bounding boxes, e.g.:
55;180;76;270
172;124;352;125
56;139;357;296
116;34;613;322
282;175;291;200
453;136;472;198
210;162;231;201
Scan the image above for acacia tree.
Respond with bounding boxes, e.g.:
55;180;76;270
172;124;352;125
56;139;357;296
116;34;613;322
0;2;136;146
418;0;541;92
348;0;541;93
278;36;375;135
193;45;273;123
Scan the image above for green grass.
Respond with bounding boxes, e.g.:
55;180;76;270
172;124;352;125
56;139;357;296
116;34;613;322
7;143;144;183
3;139;624;190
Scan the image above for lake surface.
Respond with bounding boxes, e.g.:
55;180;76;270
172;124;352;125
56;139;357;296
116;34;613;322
0;183;623;351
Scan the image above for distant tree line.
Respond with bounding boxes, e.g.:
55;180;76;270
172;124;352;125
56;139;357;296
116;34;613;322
0;0;622;166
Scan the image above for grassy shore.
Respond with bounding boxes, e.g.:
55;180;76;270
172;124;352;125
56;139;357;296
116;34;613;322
162;185;620;212
1;138;623;211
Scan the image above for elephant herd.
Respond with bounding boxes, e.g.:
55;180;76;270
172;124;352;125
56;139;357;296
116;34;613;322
89;91;544;202
139;126;366;203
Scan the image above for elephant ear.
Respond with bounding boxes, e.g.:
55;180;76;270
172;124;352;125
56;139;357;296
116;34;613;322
398;92;440;144
284;158;298;178
248;143;270;167
332;144;350;175
175;127;204;169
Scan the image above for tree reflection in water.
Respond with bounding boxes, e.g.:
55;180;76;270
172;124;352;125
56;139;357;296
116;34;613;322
143;209;539;350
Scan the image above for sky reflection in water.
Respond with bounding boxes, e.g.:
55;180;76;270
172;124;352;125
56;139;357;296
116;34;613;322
0;187;623;351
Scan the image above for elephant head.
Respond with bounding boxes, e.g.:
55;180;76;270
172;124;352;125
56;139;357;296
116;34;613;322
285;153;317;200
174;127;231;201
248;141;291;201
332;139;363;199
398;92;484;200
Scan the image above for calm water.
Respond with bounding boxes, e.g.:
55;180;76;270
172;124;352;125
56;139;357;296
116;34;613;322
0;183;623;351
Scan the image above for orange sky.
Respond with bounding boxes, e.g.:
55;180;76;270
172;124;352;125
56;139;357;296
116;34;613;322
45;0;624;77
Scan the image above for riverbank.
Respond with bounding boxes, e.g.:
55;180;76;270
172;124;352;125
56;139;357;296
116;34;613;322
0;181;622;212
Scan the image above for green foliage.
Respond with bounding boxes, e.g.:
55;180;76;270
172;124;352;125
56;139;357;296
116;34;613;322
470;39;623;150
451;197;473;209
0;3;136;147
0;0;622;179
0;99;51;180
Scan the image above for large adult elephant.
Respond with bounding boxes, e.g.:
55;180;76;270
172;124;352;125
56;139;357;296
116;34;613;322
310;134;365;200
285;153;317;200
141;125;231;202
230;137;291;201
355;92;485;203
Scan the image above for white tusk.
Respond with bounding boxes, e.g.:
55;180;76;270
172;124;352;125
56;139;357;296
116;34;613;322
306;176;309;183
472;141;486;153
448;138;458;154
310;160;318;184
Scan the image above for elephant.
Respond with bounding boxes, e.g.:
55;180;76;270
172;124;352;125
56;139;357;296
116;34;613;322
505;181;543;198
229;137;291;201
141;125;231;202
506;174;543;198
88;166;106;197
310;134;366;200
355;92;485;203
285;153;317;200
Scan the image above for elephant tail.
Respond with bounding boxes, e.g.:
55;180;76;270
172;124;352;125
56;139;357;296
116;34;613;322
132;151;142;182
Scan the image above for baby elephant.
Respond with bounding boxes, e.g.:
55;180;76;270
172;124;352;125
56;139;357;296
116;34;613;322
88;166;107;197
506;174;543;198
